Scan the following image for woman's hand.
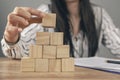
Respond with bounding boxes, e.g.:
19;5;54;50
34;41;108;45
4;7;45;43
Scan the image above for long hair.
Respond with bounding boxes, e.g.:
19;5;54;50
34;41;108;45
51;0;98;57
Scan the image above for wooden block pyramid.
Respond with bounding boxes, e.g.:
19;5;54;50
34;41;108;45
21;13;74;72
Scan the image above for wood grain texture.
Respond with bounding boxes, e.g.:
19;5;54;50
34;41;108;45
21;57;35;72
62;58;74;72
0;58;120;80
49;59;61;72
43;45;56;59
36;32;51;45
35;59;48;72
57;45;70;58
42;13;56;28
29;45;42;58
50;32;63;45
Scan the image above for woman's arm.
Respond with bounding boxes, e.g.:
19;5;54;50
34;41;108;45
101;8;120;58
1;23;45;59
1;4;50;59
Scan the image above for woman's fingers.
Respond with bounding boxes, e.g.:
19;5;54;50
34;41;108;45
22;7;45;23
23;7;45;18
8;13;29;27
4;7;45;43
13;7;31;19
13;7;45;20
11;7;45;26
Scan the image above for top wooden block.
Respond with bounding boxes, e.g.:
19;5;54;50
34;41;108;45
42;13;56;28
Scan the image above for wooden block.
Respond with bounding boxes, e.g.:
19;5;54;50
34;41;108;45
57;45;70;58
35;59;48;72
29;45;34;58
21;57;35;72
37;45;43;58
42;13;56;28
62;58;74;72
29;45;42;58
21;57;35;67
49;59;61;72
43;45;56;59
21;67;35;72
50;32;63;45
36;32;51;45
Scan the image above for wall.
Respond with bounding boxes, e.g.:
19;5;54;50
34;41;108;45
0;0;120;58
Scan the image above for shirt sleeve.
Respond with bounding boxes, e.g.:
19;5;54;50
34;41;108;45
1;23;45;59
1;4;50;59
101;8;120;58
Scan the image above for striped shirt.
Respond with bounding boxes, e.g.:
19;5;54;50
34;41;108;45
1;4;120;59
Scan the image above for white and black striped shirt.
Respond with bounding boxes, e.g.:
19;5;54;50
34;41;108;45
1;4;120;59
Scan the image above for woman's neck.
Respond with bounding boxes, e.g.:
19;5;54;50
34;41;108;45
66;0;79;17
70;15;80;37
66;0;80;36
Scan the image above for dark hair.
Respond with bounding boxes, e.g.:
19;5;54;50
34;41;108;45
51;0;98;57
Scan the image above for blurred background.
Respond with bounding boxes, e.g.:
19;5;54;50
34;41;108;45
0;0;120;58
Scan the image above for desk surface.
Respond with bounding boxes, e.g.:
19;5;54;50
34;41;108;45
0;58;120;80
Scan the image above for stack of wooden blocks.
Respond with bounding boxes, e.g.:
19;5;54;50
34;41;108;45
21;13;74;72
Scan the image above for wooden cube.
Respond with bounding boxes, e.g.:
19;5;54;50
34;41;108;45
36;32;50;45
50;32;63;45
29;45;42;58
43;46;56;59
42;13;56;28
21;67;35;72
35;59;48;72
62;58;74;72
57;45;70;58
49;59;61;72
21;57;35;72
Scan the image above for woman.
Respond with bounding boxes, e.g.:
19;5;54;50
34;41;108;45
1;0;120;59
